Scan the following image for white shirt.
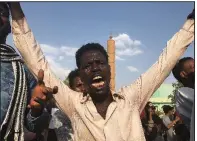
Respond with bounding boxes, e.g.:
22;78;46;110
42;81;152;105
162;115;175;141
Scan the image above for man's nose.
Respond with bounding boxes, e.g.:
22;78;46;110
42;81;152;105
92;62;100;72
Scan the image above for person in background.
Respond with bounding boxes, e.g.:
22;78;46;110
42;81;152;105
162;105;180;141
172;57;194;125
141;102;163;141
0;3;50;141
68;69;85;92
172;56;194;141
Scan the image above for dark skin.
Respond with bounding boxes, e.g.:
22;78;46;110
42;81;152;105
27;69;58;117
72;76;85;92
180;59;195;89
79;50;113;119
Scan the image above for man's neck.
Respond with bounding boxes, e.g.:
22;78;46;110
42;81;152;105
93;92;113;119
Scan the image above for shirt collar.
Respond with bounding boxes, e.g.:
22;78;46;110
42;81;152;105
80;90;125;104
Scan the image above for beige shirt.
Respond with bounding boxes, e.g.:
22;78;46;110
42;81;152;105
12;17;194;141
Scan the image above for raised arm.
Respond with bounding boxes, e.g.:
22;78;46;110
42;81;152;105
9;2;78;117
119;10;194;113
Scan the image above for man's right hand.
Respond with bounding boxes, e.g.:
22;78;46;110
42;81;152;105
28;69;58;117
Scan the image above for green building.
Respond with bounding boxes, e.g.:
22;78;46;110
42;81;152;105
150;83;174;113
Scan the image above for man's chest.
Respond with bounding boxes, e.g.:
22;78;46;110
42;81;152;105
72;102;145;141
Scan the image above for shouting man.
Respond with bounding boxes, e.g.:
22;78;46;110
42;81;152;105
9;2;194;141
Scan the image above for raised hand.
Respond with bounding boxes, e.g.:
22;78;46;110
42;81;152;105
28;69;58;117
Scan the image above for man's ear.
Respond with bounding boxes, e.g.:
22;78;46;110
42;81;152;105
180;71;188;79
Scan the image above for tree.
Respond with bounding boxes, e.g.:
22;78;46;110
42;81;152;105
168;81;183;104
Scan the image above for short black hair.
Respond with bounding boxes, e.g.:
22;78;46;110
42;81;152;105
67;69;80;89
162;105;173;114
172;57;193;83
75;43;108;68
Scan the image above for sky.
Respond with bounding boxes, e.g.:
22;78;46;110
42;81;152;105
7;2;194;90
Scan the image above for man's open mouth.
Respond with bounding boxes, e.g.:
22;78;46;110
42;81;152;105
91;75;105;89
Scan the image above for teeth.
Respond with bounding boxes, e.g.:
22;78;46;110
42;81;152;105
92;81;105;87
93;76;102;80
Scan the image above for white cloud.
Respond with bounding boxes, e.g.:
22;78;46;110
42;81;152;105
60;46;78;57
113;33;143;59
127;66;139;72
40;44;77;80
58;56;64;61
40;44;59;55
115;55;125;61
45;55;71;80
116;48;143;56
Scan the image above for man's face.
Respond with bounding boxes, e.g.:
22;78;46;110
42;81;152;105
79;50;110;101
181;59;195;85
72;76;84;92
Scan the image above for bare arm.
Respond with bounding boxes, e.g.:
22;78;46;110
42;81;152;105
166;121;176;129
164;117;179;129
9;2;78;118
119;11;194;113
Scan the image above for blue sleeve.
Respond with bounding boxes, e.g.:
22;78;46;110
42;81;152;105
24;66;51;133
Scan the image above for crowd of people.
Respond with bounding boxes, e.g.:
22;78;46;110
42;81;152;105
141;55;195;141
0;2;194;141
141;102;190;141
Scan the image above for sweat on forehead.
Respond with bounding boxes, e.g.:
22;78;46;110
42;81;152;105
75;43;108;68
